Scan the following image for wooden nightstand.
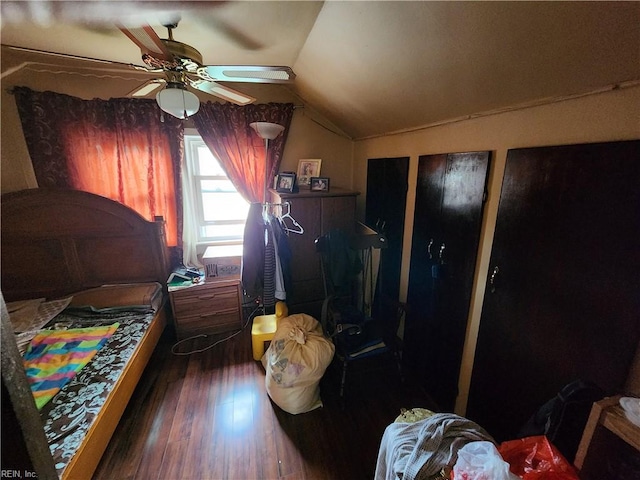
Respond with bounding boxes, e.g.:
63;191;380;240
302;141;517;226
169;276;243;340
575;395;640;479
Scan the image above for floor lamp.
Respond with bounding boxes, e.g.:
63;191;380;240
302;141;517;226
249;122;285;203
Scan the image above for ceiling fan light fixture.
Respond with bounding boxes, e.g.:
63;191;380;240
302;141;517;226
156;82;199;119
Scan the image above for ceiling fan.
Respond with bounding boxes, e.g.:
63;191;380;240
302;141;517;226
119;19;296;118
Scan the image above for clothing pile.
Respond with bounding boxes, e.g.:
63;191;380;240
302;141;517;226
375;413;495;480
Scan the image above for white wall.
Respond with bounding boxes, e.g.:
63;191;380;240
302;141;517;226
353;84;640;414
280;107;353;189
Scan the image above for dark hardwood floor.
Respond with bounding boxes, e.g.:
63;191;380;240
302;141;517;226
93;312;438;480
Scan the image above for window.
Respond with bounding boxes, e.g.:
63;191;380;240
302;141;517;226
184;132;249;245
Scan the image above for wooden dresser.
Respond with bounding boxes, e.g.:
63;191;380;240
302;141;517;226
169;276;243;340
269;187;359;319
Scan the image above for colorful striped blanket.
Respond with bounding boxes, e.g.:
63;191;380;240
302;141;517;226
23;323;119;409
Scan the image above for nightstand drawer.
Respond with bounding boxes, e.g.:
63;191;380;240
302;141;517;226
172;284;239;316
169;278;242;339
177;309;241;338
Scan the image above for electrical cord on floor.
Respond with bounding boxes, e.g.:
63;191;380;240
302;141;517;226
170;305;262;356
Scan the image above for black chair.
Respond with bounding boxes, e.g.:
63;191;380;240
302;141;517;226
315;229;403;400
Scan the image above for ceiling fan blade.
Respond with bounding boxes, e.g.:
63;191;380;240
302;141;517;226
0;1;202;25
189;78;256;105
127;79;166;97
118;25;173;61
197;65;295;84
4;44;116;65
3;44;166;76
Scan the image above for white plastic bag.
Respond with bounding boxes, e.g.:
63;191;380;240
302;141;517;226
262;313;335;414
453;441;517;480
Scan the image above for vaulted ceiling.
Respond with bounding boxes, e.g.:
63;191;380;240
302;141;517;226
2;1;639;140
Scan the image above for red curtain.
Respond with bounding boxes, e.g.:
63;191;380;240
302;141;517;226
13;87;184;249
192;102;294;203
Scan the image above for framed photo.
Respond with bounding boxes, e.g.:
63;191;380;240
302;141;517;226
310;177;330;192
296;159;322;186
275;171;295;189
276;173;296;192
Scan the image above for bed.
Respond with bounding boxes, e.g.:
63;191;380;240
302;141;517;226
1;188;171;479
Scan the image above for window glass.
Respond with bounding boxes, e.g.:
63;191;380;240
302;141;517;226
196;145;226;175
184;134;249;244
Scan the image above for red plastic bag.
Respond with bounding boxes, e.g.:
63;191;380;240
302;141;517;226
498;435;579;480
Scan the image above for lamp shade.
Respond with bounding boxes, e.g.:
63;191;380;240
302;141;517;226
250;122;284;140
156;83;200;119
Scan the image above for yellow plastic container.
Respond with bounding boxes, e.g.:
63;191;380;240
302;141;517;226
251;301;288;361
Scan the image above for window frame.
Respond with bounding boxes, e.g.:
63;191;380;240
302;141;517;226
183;131;248;246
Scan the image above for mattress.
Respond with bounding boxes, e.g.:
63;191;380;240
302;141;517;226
11;282;164;477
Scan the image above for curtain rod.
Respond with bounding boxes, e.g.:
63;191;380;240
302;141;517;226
5;86;306;110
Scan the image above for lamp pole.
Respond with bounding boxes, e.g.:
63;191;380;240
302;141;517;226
249;122;285;203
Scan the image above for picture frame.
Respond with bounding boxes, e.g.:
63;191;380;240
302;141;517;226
276;173;296;193
296;159;322;186
310;177;330;192
275;171;295;189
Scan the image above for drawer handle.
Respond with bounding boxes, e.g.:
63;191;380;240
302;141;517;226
199;309;236;318
197;292;235;301
198;294;217;300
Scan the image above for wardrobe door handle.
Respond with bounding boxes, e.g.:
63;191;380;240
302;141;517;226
427;238;434;259
490;266;499;293
439;243;446;263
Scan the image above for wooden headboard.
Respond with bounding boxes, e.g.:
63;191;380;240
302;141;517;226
1;188;170;302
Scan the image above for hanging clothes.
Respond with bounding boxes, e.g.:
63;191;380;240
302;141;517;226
273;231;286;301
242;203;265;299
273;218;293;300
241;203;294;307
263;220;277;309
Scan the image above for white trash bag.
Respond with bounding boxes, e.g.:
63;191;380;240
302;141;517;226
262;313;335;414
452;441;518;480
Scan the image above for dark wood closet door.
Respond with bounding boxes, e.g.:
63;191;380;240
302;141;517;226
405;152;490;411
365;157;409;319
467;140;640;442
403;154;447;383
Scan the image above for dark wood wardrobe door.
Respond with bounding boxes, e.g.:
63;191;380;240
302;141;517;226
404;154;447;382
365;157;409;319
467;140;640;442
405;152;490;411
